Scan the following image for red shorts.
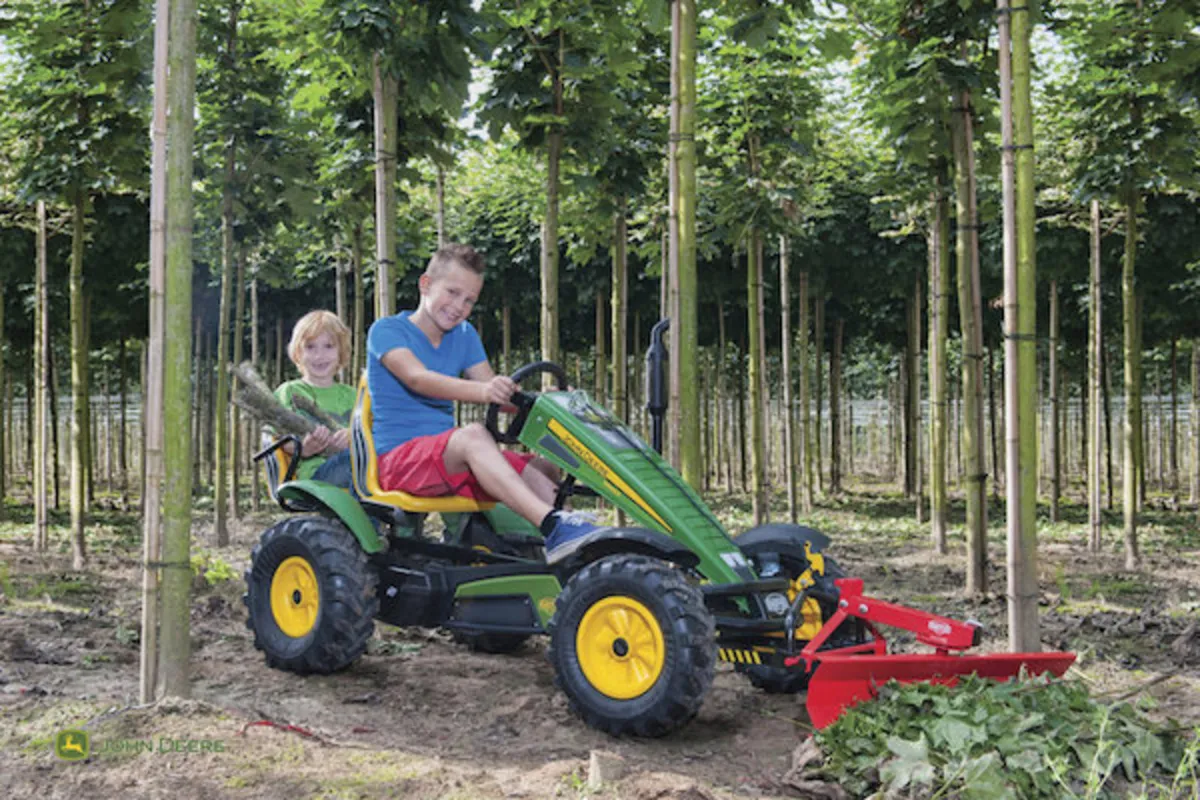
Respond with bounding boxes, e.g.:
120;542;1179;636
378;428;535;501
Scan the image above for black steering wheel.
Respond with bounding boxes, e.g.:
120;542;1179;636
485;360;570;444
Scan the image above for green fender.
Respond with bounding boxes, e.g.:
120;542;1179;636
276;480;385;554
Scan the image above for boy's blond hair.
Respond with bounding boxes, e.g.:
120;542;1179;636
424;243;486;281
288;310;351;372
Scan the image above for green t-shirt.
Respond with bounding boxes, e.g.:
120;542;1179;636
274;380;357;480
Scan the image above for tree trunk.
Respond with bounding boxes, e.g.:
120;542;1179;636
35;200;50;551
212;132;235;546
69;190;88;568
780;236;796;521
989;345;1001;499
373;56;398;319
798;270;813;513
142;20;167;691
229;245;246;520
911;270;923;522
1049;279;1060;522
540;31;564;373
747;231;767;523
1089;200;1103;552
929;183;949;549
1193;341;1200;508
0;280;5;503
50;332;61;509
830;317;844;495
953;79;987;596
611;200;628;424
436;166;446;248
1170;338;1178;505
352;220;365;376
159;0;197;699
814;294;824;493
669;0;699;488
594;288;606;404
119;338;129;504
1004;0;1040;648
250;276;261;512
1104;340;1114;510
1122;186;1140;568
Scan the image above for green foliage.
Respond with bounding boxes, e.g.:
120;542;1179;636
813;675;1193;798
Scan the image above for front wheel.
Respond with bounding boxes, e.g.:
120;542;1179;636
548;555;715;737
244;516;378;674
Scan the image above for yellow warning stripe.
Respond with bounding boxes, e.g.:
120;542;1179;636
548;419;671;531
718;648;762;665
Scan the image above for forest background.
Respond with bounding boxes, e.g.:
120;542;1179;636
0;0;1198;716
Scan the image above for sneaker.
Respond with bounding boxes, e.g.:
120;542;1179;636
543;511;599;553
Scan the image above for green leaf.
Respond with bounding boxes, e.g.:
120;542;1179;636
881;735;937;790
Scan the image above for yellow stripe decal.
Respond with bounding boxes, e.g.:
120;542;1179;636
548;419;671;531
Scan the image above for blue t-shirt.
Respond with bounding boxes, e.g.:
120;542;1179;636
366;311;488;454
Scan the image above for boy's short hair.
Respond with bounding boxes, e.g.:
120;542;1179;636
425;243;486;281
288;310;351;371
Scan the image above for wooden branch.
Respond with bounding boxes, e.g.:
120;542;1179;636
229;361;315;436
291;394;344;431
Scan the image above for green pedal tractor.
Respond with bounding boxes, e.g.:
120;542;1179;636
246;319;1073;736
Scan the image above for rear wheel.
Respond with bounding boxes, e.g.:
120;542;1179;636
244;516;378;674
548;555;715;737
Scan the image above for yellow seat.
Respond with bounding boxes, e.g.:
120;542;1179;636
350;376;494;513
259;435;296;504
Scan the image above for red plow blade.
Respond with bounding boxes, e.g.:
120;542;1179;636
792;578;1076;728
805;651;1076;729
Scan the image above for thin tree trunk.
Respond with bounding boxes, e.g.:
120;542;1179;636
35;200;50;551
1122;186;1140;568
830;317;844;495
141;0;168;699
1170;338;1178;505
69;190;88;568
1005;0;1040;648
50;343;61;510
352;220;365;376
1049;279;1060;522
798;271;813;513
158;0;197;699
814;294;824;493
373;56;398;318
912;270;923;523
780;236;796;521
213;127;234;545
747;231;767;523
1104;341;1114;510
540;30;564;372
954;77;987;596
250;276;261;512
594;288;606;404
229;244;246;520
1192;341;1200;508
1089;200;1103;552
436;166;446;248
989;345;1001;500
929;184;949;550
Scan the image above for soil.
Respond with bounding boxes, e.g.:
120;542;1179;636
1;485;1197;799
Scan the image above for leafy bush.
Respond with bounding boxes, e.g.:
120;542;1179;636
811;674;1195;799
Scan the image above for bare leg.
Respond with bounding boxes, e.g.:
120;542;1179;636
442;424;552;525
521;462;558;506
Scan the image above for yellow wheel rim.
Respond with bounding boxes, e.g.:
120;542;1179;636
270;556;320;638
576;595;665;700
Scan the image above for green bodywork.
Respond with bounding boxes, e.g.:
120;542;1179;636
277;481;386;554
454;573;562;628
518;391;757;586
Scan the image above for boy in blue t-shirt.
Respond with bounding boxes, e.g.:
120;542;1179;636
366;244;597;554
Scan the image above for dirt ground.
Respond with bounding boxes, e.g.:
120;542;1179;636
1;483;1198;799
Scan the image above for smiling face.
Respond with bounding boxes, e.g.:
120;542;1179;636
416;261;484;336
298;332;341;387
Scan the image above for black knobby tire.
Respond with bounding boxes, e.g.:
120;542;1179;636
740;556;848;694
548;554;715;737
244;516;379;675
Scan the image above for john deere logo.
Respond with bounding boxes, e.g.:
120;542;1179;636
55;729;90;761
